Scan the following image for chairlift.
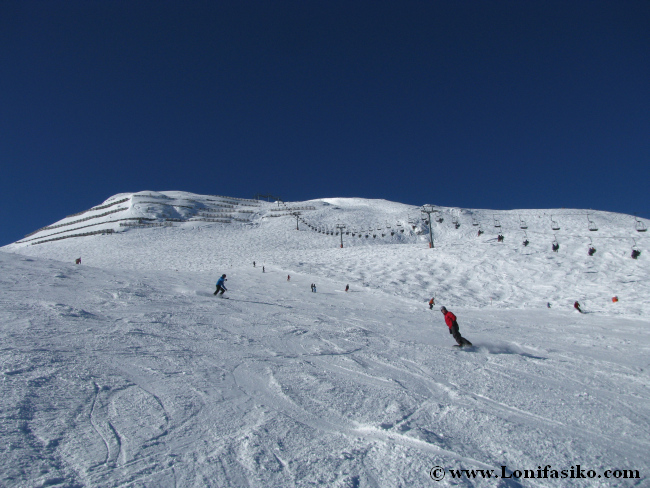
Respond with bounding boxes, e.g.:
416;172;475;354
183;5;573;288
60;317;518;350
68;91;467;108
587;214;598;232
551;215;560;231
635;216;647;232
552;235;559;252
522;231;529;247
436;215;444;223
494;216;501;228
519;215;528;229
472;217;479;226
408;215;416;229
587;237;596;256
631;239;641;259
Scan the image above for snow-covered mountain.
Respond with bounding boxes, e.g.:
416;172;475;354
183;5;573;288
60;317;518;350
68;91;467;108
5;190;649;314
1;191;649;487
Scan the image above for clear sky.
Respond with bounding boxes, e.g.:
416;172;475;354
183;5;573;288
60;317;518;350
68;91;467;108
1;1;649;245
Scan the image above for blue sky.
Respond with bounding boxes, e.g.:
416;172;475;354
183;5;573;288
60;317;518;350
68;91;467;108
1;0;649;245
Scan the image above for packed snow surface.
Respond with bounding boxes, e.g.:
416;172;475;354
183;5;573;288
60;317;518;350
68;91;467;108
1;192;649;487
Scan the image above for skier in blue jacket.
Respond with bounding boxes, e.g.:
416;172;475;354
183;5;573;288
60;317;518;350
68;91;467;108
214;274;227;296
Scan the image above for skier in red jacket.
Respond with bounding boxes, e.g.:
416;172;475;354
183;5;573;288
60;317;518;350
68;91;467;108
440;306;473;347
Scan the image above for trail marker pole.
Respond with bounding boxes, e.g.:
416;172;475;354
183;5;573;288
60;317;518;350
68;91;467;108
421;205;439;248
336;224;346;248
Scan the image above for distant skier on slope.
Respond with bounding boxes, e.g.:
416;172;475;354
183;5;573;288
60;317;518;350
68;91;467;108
574;301;583;313
440;306;473;347
214;274;228;297
429;297;435;309
345;284;349;292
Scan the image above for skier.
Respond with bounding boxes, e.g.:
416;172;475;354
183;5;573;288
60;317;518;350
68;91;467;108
313;284;317;292
75;258;81;265
428;297;435;309
287;275;290;282
345;284;349;292
253;261;256;267
440;306;472;347
574;301;582;313
263;266;265;273
214;274;228;297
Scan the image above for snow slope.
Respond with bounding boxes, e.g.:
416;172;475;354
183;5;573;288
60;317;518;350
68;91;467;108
1;192;649;487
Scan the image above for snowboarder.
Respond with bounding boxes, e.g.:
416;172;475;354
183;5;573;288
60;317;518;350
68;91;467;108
345;284;349;292
429;297;435;309
75;258;81;265
440;306;472;347
574;301;582;313
214;274;228;296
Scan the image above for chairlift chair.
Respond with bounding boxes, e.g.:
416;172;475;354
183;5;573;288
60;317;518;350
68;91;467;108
551;215;560;231
587;215;598;231
587;237;596;256
472;217;479;226
552;235;559;252
635;216;647;232
631;239;641;259
519;215;528;229
408;216;416;229
494;216;501;228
